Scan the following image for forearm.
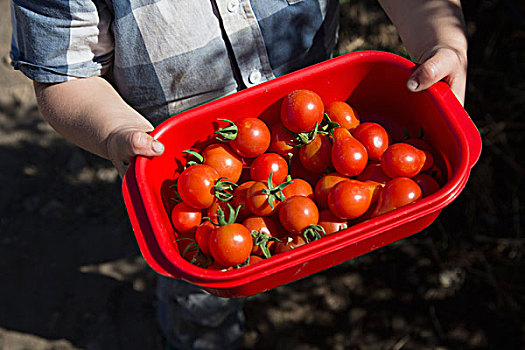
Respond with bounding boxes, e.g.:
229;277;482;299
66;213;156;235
34;76;154;160
378;0;467;62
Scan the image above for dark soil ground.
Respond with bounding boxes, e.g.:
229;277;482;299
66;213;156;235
1;1;524;349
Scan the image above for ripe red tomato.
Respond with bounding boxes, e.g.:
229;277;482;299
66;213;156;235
246;181;281;217
170;202;202;233
201;143;243;183
299;133;333;173
282;177;314;200
314;173;349;209
405;137;434;172
280;89;324;133
231;180;256;221
177;164;220;209
279;196;319;235
372;177;422;217
324;100;360;130
242;216;278;257
268;122;298;159
318;209;348;235
209;223;253;267
274;234;307;254
351;122;390;161
356;162;391;184
381;143;427;178
218;117;271;158
412;173;440;197
250;153;289;185
328;179;372;219
331;127;368;177
195;221;215;256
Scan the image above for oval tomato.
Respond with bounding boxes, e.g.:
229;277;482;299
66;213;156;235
328;179;372;220
324;100;360;130
299;133;333;174
372;177;422;217
209;223;253;267
170;202;202;233
356;162;391;184
381;143;426;178
405;137;434;172
412;173;440;197
250;153;289;185
279;196;319;235
331;127;368;177
280;89;324;133
314;173;349;209
177;164;220;209
195;220;215;256
351;122;390;161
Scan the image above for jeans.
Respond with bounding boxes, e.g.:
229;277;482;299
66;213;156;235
156;277;245;350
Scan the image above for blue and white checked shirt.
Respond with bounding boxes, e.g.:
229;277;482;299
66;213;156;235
10;0;339;124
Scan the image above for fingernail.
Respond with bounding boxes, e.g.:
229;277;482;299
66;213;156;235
152;140;164;154
407;78;419;91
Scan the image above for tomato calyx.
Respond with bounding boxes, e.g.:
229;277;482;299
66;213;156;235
319;113;340;136
251;230;280;258
177;237;212;267
203;203;242;226
302;224;326;243
214;118;238;142
262;172;293;209
167;182;182;204
213;177;238;202
182;149;204;168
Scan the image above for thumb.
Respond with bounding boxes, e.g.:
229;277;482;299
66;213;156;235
127;130;165;158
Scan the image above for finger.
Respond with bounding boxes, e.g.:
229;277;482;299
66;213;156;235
127;131;165;158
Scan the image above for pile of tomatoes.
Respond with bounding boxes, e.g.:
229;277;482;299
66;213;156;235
164;89;442;271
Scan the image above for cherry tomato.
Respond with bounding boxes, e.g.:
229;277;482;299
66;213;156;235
280;89;324;133
356;162;391;184
201;143;243;183
372;177;422;217
279;196;319;235
243;216;278;257
318;209;348;235
248;255;264;265
331;127;368;177
274;235;307;254
268;122;298;159
195;220;215;256
170;202;202;233
231;180;255;221
381;143;426;178
314;173;349;209
246;181;281;217
351;122;390;161
413;173;440;197
219;117;271;158
177;164;220;209
405;137;434;172
250;153;289;185
299;133;333;174
328;179;372;220
209;223;253;267
282;177;314;201
324;100;360;130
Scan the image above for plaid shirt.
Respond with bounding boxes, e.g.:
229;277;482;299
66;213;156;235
10;0;339;124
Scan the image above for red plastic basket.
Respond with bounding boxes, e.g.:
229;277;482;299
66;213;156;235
122;51;482;298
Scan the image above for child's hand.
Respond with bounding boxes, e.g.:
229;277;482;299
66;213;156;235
106;128;165;177
406;45;467;105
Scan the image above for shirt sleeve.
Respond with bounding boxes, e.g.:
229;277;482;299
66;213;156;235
10;0;114;83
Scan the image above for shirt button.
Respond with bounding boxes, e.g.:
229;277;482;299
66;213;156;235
248;70;262;85
227;0;239;12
